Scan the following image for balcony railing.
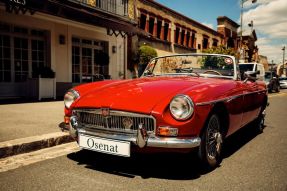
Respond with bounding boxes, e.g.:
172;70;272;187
74;0;128;16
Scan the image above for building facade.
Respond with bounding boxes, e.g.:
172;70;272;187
0;0;137;98
1;0;259;99
133;0;225;57
127;0;241;76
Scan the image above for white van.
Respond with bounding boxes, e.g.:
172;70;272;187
238;63;265;81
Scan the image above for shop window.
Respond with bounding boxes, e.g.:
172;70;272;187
0;23;49;83
32;40;46;78
31;30;45;37
72;37;108;83
149;17;155;35
82;39;92;45
72;46;80;83
0;35;11;82
0;23;10;33
14;26;28;34
14;38;29;82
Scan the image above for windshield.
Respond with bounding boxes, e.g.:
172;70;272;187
142;54;236;79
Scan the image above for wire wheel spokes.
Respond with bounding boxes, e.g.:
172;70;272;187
206;115;222;160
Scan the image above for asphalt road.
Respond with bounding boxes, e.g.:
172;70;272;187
0;90;287;191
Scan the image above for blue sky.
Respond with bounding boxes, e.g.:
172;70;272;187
156;0;287;64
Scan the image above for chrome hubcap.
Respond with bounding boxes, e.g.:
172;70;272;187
206;115;222;160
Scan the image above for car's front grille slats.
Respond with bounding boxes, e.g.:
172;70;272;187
75;109;155;134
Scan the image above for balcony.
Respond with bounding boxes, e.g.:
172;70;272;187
73;0;128;16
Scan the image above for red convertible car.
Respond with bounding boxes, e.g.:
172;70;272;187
64;53;268;169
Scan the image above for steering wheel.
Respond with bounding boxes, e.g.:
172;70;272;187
203;70;222;76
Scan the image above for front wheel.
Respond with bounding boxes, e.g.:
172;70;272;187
198;114;223;169
254;109;266;133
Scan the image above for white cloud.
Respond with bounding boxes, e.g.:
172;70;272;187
240;0;287;63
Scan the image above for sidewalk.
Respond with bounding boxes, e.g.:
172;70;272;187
0;100;73;158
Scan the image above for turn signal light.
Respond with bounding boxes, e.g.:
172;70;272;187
158;126;178;137
64;116;70;124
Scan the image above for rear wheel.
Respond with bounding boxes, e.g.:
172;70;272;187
198;114;223;169
275;83;280;92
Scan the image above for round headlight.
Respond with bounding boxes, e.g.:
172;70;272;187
169;95;194;120
64;89;80;109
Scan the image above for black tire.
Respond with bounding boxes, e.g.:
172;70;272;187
198;114;223;169
275;83;280;92
254;110;266;133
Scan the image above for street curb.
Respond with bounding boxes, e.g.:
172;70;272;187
0;132;74;159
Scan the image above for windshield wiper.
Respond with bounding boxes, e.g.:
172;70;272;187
172;68;200;77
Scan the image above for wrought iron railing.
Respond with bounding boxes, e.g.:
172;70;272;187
74;0;128;16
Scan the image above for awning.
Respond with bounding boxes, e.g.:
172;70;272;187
1;0;140;36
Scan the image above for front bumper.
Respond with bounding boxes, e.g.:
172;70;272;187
76;128;201;149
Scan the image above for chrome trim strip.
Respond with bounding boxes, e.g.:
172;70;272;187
196;90;267;106
78;128;201;149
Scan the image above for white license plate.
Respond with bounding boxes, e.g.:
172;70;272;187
79;134;131;157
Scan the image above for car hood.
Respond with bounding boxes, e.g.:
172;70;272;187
74;77;215;114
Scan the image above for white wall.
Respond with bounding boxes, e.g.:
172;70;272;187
0;8;127;82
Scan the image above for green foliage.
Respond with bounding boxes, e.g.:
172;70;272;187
138;45;158;65
202;45;236;56
201;45;236;69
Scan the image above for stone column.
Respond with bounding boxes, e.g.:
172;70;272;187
167;22;171;41
183;30;187;46
188;32;192;48
160;20;165;40
153;17;157;37
178;27;182;44
145;14;149;33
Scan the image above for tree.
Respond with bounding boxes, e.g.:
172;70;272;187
138;45;158;65
201;45;237;69
202;45;237;56
136;45;158;77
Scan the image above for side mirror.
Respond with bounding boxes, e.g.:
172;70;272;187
243;71;258;83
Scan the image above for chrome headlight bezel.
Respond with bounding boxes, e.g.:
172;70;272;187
169;94;194;121
64;89;80;109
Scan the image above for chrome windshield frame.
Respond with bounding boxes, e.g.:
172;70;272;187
141;53;238;81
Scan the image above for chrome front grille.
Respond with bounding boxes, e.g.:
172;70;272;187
74;109;155;133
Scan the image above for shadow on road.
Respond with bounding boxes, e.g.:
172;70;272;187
67;123;263;180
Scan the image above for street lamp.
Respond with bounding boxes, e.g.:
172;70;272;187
239;0;257;62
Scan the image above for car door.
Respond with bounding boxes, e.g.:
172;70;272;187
241;80;261;127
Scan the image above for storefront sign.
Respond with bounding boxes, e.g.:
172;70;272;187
5;0;35;15
9;0;26;6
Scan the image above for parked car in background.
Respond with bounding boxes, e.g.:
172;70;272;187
279;77;287;89
265;71;280;93
239;62;265;81
64;53;268;170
